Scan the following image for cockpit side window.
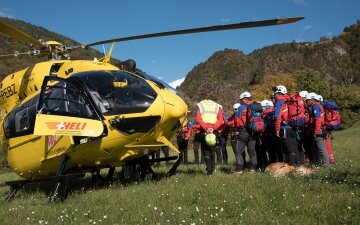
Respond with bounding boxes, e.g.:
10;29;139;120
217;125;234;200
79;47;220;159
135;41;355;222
40;81;96;119
15;107;29;132
3;96;37;138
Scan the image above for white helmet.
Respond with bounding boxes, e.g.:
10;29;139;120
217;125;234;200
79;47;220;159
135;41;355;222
315;94;323;102
240;91;251;99
239;91;252;100
305;92;317;100
233;103;241;109
261;100;273;108
274;85;287;94
299;91;308;98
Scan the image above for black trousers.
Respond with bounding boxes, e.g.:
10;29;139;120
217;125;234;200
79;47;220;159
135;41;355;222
280;127;300;166
261;134;282;164
215;145;222;164
177;138;189;164
193;135;204;164
233;130;258;171
219;134;228;164
201;133;217;174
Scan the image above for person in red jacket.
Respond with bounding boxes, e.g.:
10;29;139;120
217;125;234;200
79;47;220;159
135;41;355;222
273;85;300;166
260;100;280;166
176;118;192;164
305;92;330;167
227;92;258;173
192;121;204;165
217;110;229;165
317;94;335;164
195;97;224;175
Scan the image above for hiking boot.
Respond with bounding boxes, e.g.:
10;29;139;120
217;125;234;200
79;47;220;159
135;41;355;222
235;170;243;174
249;169;256;173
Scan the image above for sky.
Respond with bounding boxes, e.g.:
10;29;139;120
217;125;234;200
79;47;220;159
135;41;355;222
1;0;359;84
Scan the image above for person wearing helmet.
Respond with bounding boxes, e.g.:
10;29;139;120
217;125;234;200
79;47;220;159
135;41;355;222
273;85;300;166
218;111;230;165
305;92;330;167
315;94;323;102
259;100;280;167
195;96;224;175
228;91;259;173
287;90;308;165
176;117;192;164
299;91;308;98
228;103;242;166
192;120;204;165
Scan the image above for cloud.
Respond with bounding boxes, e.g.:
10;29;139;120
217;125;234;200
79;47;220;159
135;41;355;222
294;0;306;6
303;25;312;30
0;8;14;18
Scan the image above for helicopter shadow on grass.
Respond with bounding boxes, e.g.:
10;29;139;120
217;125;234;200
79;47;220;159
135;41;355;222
4;166;177;202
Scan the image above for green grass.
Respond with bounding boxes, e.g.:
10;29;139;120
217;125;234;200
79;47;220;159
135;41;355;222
0;126;359;225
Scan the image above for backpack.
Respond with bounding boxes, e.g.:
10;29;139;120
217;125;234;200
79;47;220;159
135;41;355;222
323;100;341;130
246;102;265;133
287;93;306;127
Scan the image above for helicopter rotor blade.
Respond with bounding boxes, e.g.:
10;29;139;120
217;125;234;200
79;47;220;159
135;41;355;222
0;52;29;60
0;50;45;61
84;17;304;47
0;20;41;45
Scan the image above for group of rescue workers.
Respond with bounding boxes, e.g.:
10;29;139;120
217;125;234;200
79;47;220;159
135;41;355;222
175;85;341;175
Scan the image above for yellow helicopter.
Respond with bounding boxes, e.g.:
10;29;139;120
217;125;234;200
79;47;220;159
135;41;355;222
0;16;304;202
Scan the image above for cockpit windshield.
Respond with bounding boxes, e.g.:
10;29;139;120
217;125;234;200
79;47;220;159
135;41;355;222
74;71;157;115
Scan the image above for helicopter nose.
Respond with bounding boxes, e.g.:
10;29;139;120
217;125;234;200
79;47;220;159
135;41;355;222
161;90;188;123
163;93;188;120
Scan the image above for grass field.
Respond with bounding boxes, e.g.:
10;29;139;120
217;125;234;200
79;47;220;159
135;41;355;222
0;125;359;225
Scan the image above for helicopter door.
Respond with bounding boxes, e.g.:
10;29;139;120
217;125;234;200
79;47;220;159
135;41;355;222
34;76;104;137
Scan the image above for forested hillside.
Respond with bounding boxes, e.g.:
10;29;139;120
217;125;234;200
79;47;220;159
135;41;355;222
179;20;360;127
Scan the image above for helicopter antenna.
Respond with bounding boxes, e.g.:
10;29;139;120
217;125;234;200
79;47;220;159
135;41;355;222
99;42;115;63
102;44;106;56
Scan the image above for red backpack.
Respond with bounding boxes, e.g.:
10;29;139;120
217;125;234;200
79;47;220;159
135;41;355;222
287;93;306;127
323;101;341;130
246;102;265;134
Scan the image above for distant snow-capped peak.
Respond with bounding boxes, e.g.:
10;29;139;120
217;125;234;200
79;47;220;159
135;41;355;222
168;77;185;89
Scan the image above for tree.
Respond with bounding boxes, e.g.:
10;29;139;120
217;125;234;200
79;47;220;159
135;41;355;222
250;73;298;101
295;69;330;98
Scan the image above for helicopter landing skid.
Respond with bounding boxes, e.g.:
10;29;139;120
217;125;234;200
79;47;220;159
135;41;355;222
143;155;181;177
4;173;84;203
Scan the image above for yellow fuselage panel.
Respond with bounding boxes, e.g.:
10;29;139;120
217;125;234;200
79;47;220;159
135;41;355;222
56;60;119;78
0;67;29;116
